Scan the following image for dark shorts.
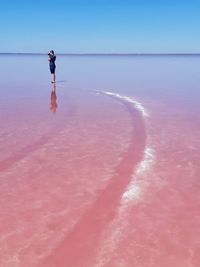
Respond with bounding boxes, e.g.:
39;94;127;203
50;64;56;74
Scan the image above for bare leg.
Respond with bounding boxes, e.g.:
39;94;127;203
52;83;56;92
51;74;56;83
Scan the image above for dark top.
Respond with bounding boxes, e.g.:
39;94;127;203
49;55;56;66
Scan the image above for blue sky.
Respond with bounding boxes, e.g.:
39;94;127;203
0;0;200;53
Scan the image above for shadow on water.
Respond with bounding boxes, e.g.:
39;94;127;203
55;80;67;84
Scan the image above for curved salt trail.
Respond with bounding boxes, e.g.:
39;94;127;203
93;92;155;267
94;147;155;267
122;147;154;203
100;90;154;202
102;91;149;118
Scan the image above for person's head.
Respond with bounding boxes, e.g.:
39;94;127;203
48;50;54;56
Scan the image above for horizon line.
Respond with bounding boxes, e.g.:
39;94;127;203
1;52;200;56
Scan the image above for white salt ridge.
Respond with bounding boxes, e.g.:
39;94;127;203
99;90;153;202
93;91;154;267
94;148;155;267
122;147;154;203
103;91;149;117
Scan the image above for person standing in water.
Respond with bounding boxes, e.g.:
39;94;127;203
48;50;56;83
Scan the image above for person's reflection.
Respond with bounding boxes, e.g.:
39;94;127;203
50;83;58;113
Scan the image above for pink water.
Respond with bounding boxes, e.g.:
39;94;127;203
0;55;200;267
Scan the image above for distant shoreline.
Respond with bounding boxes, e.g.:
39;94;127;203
0;52;200;56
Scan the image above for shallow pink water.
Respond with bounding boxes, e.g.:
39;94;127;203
0;55;200;267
